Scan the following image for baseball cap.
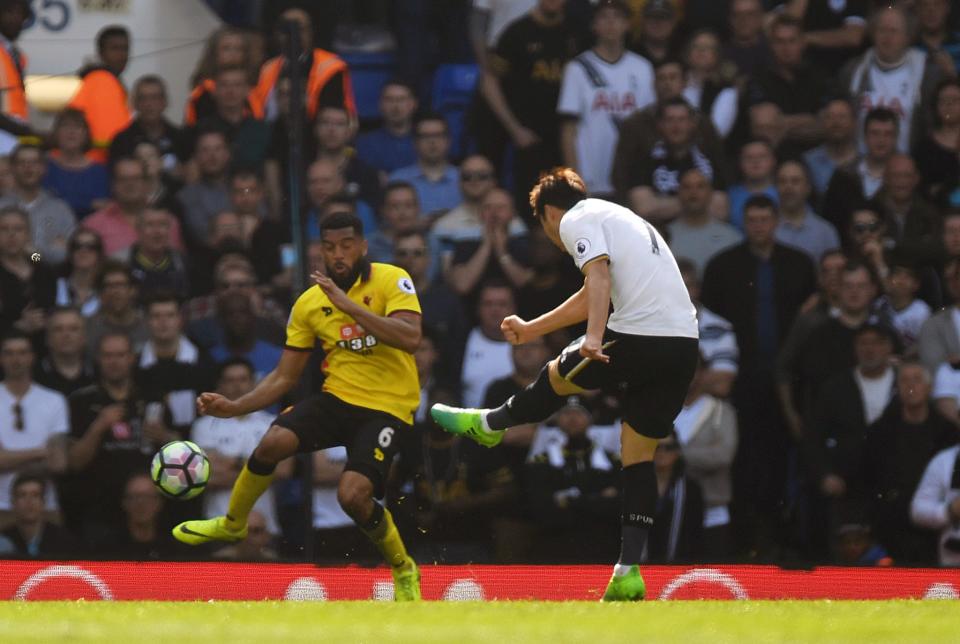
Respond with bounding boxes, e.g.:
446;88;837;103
644;0;676;20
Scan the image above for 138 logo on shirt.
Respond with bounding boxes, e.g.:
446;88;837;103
337;323;378;353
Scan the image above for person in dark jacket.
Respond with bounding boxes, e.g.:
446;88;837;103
0;474;74;557
863;361;958;563
646;430;704;563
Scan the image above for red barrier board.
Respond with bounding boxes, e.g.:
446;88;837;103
1;562;958;601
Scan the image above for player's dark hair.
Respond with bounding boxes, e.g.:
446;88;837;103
0;328;32;351
97;25;130;53
528;167;587;220
864;107;899;134
11;472;46;497
743;194;778;217
216;356;256;382
319;210;364;237
143;289;182;314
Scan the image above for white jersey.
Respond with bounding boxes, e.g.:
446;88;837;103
558;50;655;195
559;198;698;338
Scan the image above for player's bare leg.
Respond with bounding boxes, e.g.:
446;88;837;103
431;358;576;447
338;471;420;601
602;424;658;602
173;425;297;545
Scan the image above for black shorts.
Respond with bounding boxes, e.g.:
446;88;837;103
556;330;699;439
273;392;409;497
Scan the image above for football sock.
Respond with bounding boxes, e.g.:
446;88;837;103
618;462;656;566
360;503;411;569
485;367;565;430
224;455;276;531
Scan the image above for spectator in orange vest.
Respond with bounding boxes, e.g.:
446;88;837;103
68;25;133;160
252;7;355;124
0;0;32;153
186;66;270;172
185;26;262;127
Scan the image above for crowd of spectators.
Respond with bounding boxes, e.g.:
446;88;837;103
2;0;960;566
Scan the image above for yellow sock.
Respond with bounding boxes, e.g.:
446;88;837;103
362;507;411;568
224;464;274;531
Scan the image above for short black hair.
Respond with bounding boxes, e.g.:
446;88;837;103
743;194;778;217
97;25;130;53
854;322;897;345
864;107;899;134
384;180;418;200
0;203;29;224
10;142;42;163
0;329;33;351
528;167;587;219
143;290;182;314
11;472;46;497
216;356;255;382
319;210;364;237
230;167;263;185
381;78;416;96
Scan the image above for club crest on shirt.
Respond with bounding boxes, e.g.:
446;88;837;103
398;277;416;294
575;238;591;258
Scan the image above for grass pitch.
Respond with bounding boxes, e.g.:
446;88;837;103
0;600;954;643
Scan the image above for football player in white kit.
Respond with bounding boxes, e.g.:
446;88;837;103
432;168;699;600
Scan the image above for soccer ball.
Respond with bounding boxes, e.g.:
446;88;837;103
150;440;210;500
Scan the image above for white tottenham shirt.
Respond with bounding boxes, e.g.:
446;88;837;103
559;198;699;339
558;51;655;195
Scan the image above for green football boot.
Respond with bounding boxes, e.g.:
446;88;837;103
601;565;647;602
430;404;503;448
393;560;421;601
173;516;247;546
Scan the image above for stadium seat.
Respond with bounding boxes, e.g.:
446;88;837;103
338;51;397;122
431;63;480;159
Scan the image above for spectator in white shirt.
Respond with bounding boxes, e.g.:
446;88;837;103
910;444;960;566
682;30;738;139
460;281;516;408
558;0;655;196
0;331;69;520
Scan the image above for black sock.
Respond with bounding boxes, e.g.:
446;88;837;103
486;367;565;430
356;500;385;532
619;462;656;566
247;453;277;476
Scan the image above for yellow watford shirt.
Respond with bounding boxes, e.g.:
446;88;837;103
285;263;422;424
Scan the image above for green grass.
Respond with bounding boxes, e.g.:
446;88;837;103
0;600;954;643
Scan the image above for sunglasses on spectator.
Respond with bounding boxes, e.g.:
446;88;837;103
12;403;23;431
461;172;493;182
852;222;880;234
394;248;427;258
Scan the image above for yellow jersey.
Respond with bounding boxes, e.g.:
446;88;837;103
285;263;422;423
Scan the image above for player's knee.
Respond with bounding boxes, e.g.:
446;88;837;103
547;359;582;396
253;425;298;463
337;474;373;519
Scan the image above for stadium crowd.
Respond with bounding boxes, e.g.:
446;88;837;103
2;0;960;567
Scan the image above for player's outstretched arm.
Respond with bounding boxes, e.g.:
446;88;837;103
502;286;588;345
197;349;311;418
